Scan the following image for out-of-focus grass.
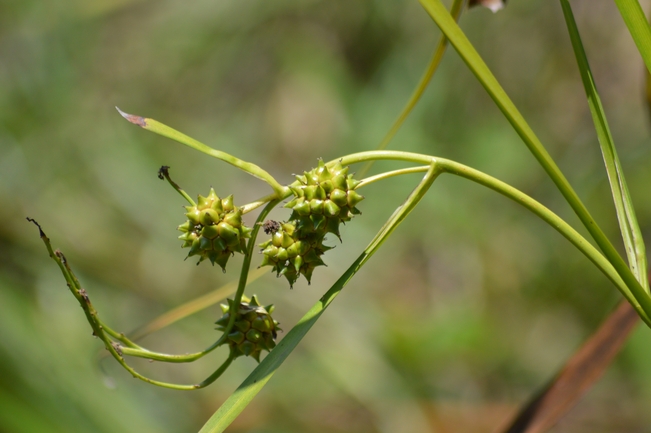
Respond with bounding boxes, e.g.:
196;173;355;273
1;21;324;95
2;0;651;432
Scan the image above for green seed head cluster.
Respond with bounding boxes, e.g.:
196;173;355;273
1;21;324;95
286;160;364;239
177;188;252;271
215;295;280;362
260;160;364;287
259;221;332;287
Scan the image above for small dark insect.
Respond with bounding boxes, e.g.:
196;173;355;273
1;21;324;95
262;220;280;235
158;165;170;180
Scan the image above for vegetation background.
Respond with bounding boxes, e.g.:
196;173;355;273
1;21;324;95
2;0;651;432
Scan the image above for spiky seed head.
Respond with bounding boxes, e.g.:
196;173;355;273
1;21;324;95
215;295;280;362
259;160;363;288
259;221;330;287
285;159;364;239
177;189;252;271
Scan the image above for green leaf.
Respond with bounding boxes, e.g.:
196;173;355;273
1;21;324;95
561;0;648;290
613;0;651;76
116;107;288;196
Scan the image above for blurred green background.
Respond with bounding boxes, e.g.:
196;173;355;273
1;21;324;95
2;0;651;432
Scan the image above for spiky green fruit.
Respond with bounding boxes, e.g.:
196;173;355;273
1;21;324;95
285;159;364;239
215;295;280;362
177;188;252;271
259;221;331;287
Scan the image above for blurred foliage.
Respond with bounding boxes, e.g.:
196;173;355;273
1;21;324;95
2;0;651;432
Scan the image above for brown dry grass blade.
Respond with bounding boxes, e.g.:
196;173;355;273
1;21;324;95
497;299;639;433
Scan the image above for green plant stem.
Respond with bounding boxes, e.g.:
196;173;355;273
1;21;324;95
334;150;432;166
358;0;464;178
104;201;281;364
417;0;650;320
116;107;289;197
32;197;280;367
101;314;225;363
331;151;651;323
240;166;432;214
27;218;236;389
199;165;442;433
240;192;279;214
438;159;650;325
195;351;237;388
561;0;648;290
357;166;431;188
99;321;145;349
158;166;196;206
222;199;281;342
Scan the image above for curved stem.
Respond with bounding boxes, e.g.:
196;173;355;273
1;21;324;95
97;267;269;365
100;320;145;349
118;346;211;363
240;192;279;214
329;152;651;324
101;311;225;362
437;159;651;325
26;219;237;389
114;348;235;391
158;166;196;206
194;350;237;389
104;202;282;364
334;150;433;167
112;349;235;391
357;166;430;189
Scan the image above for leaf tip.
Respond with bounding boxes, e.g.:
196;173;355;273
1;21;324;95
115;106;147;127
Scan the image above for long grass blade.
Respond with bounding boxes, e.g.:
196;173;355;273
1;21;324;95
561;0;647;290
613;0;651;76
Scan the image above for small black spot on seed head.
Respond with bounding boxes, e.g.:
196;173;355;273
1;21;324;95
262;220;280;235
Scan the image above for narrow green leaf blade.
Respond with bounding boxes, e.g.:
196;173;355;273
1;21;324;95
116;107;287;195
613;0;651;76
561;0;648;289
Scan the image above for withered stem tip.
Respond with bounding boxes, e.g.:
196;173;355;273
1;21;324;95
158;165;170;180
115;106;147;127
26;217;45;237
